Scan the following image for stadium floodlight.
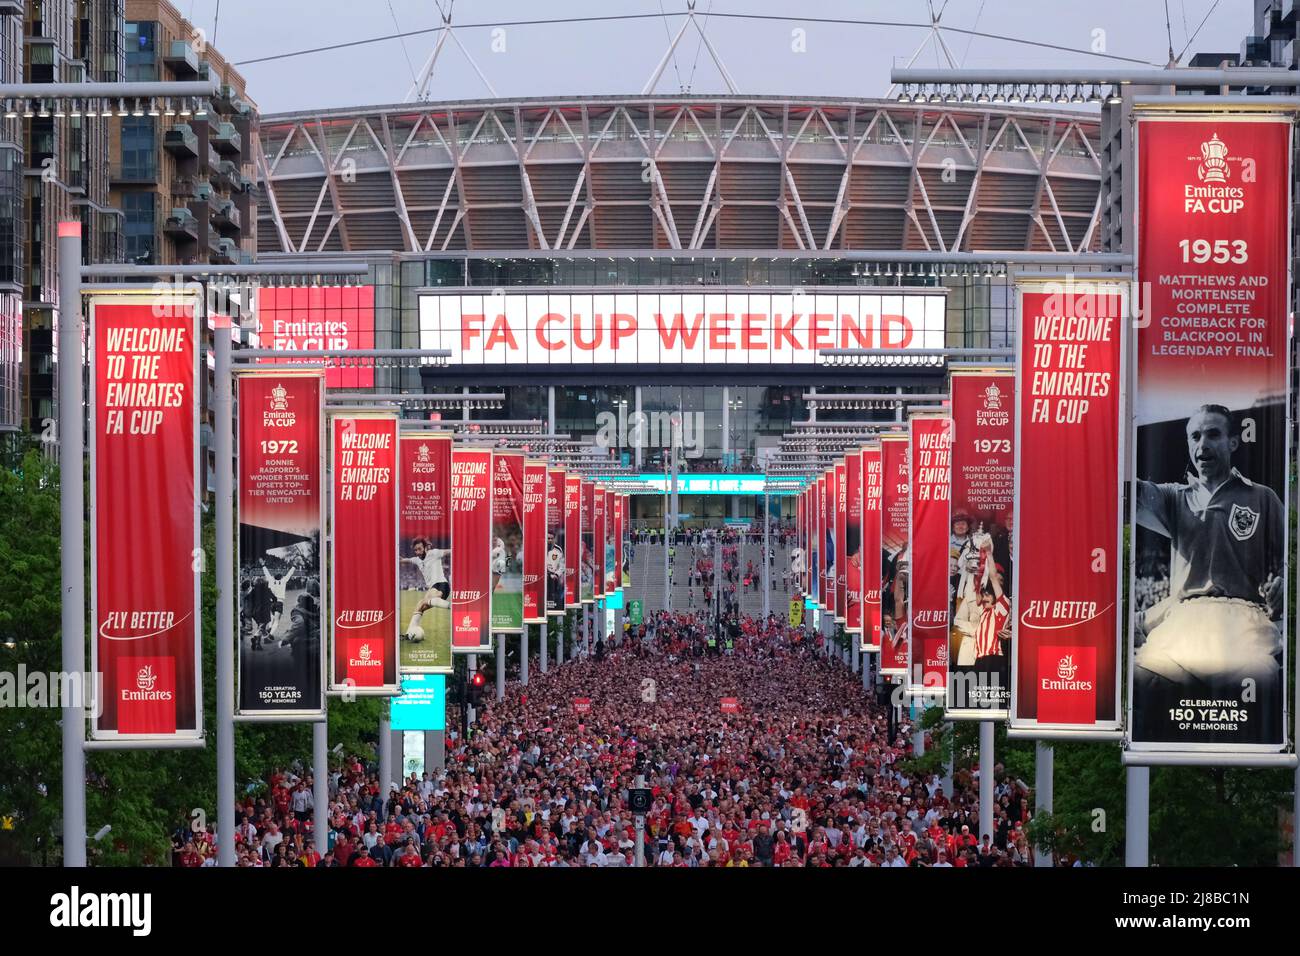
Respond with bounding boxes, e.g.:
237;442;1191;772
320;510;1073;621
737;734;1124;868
975;87;990;104
897;84;913;103
1106;86;1122;105
991;85;1006;104
1008;85;1022;104
1024;86;1039;104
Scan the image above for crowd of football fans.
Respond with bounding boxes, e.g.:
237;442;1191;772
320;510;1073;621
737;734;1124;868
173;610;1040;867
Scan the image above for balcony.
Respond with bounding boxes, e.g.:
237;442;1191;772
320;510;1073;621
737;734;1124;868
0;1;25;14
111;161;158;185
163;124;199;159
164;207;199;242
212;198;241;234
214;237;238;263
216;159;240;189
163;40;199;77
212;121;242;155
171;175;198;198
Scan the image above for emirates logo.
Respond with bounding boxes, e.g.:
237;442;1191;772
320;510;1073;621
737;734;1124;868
1056;655;1078;681
136;665;158;691
1197;133;1229;183
935;642;948;664
461;615;473;629
357;643;372;662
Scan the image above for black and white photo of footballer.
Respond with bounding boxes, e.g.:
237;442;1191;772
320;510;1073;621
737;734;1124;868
546;530;565;609
1133;403;1285;745
238;534;321;711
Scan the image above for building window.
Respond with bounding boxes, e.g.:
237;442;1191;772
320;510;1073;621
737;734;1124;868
123;192;155;264
120;116;155;179
125;21;156;82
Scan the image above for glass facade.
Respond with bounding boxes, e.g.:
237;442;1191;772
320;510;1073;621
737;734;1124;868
122;191;156;264
124;20;156;81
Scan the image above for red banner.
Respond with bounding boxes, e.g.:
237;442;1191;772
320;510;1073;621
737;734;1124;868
861;444;883;652
523;460;547;623
545;468;566;615
614;493;626;589
237;372;325;715
256;286;375;389
835;460;848;622
818;473;829;609
604;489;618;594
580;481;596;603
845;453;862;633
908;413;953;697
720;697;740;714
593;484;606;598
564;474;581;607
1012;283;1124;732
330;412;399;692
1130;116;1291;755
880;433;910;676
947;370;1015;718
573;698;592;714
451;448;494;653
91;298;200;739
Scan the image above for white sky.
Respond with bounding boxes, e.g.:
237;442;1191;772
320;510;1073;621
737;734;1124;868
180;0;1254;115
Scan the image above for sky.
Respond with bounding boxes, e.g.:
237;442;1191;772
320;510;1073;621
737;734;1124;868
179;0;1255;115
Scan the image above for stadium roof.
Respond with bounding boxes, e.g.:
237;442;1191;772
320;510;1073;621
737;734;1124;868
255;95;1103;257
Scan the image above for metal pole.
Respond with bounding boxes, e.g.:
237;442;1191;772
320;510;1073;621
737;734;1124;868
663;457;670;614
721;386;730;468
58;222;86;868
214;311;236;866
556;614;564;664
378;701;392;815
633;772;647;868
852;630;860;674
979;720;994;842
1034;741;1054;867
862;644;871;690
312;722;328;855
521;627;529;686
1125;766;1149;867
762;481;770;619
634;386;643;469
539;618;548;674
466;653;477;726
496;633;506;701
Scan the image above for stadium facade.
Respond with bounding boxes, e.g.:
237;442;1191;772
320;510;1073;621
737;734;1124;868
251;95;1108;523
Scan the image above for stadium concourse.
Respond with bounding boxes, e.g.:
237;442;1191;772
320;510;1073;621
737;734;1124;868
173;605;1036;868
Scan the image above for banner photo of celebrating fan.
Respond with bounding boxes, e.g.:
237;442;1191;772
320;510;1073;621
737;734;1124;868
1011;280;1125;737
947;369;1015;720
397;431;454;674
329;410;399;694
564;474;581;608
846;450;863;636
237;371;326;717
1129;114;1292;758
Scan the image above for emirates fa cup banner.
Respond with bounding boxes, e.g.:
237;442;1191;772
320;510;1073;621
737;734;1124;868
330;411;399;694
861;443;883;652
809;481;821;606
794;489;807;602
835;459;848;623
522;460;547;624
846;451;863;635
451;448;494;653
91;297;201;741
1011;281;1124;735
908;413;953;698
818;473;830;609
616;493;629;589
237;372;325;716
580;481;596;603
880;433;910;676
1130;115;1291;755
490;452;524;634
397;432;454;673
547;469;568;615
947;369;1015;719
593;484;606;599
605;489;619;594
564;474;581;607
